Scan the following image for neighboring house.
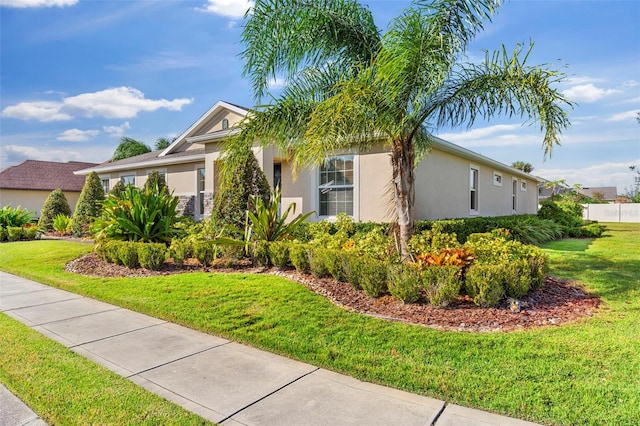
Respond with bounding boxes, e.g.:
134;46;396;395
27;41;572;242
0;160;98;218
538;180;570;202
76;100;542;222
576;186;618;203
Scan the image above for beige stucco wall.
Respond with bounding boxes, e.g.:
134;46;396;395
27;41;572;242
0;189;82;218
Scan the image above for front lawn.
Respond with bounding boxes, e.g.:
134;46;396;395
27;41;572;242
1;223;638;426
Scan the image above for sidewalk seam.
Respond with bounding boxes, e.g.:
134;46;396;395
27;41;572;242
431;401;448;425
218;367;321;424
67;321;168;348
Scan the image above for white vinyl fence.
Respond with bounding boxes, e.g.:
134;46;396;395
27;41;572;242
582;203;640;223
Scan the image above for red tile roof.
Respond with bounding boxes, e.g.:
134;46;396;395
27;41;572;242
0;160;99;192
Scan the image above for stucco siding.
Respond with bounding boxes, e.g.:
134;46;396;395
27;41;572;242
358;150;394;222
0;189;82;218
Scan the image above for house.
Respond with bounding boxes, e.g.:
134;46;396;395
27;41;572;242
0;160;99;218
576;186;617;203
76;100;542;222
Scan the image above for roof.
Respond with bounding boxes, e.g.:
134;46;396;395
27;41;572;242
75;148;206;175
0;160;99;191
578;186;618;200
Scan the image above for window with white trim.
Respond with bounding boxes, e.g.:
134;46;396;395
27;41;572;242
521;180;527;191
121;175;135;186
492;171;502;186
470;166;479;213
512;179;518;211
222;118;229;129
319;155;354;216
101;178;110;193
197;168;206;215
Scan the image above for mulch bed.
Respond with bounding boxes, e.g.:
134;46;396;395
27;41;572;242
66;253;601;333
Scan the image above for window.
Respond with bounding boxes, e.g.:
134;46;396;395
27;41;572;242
197;168;206;215
470;167;479;213
512;179;518;211
521;180;527;191
101;178;110;193
121;175;135;186
222;118;229;130
319;156;354;216
492;171;502;186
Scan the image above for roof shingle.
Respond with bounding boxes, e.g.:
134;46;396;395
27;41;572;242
0;160;99;192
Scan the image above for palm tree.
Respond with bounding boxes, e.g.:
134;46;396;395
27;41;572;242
511;161;534;174
234;0;572;258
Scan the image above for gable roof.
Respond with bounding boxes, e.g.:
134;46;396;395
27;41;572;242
0;160;98;191
578;186;618;200
160;100;249;157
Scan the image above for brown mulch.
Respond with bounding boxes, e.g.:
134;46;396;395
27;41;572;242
66;253;601;333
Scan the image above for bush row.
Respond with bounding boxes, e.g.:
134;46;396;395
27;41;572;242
96;241;168;270
0;225;42;242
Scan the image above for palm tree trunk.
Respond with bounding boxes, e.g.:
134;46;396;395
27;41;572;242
391;137;415;260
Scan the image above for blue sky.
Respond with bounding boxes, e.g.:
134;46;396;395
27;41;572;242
1;0;639;195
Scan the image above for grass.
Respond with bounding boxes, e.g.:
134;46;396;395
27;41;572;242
1;224;639;426
0;313;213;425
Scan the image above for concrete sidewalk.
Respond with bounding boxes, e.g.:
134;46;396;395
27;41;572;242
0;271;541;426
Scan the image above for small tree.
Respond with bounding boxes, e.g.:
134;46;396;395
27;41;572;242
155;137;173;150
511;161;534;173
109;180;127;198
213;147;271;232
72;172;105;236
38;189;72;231
144;171;167;192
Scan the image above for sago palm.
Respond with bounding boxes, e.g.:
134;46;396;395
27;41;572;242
235;0;573;258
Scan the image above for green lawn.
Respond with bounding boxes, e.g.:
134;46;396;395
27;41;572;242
1;223;638;426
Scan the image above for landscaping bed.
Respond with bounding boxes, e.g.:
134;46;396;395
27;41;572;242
66;252;600;332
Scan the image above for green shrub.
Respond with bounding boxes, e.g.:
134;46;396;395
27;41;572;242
52;214;72;234
117;242;140;268
290;244;311;272
268;241;291;268
309;248;330;278
144;171;167;193
387;264;421;303
7;226;23;242
0;227;7;242
325;249;347;282
0;206;33;228
465;264;505;307
138;243;167;270
109;180;127;198
73;172;105;236
351;227;392;260
193;241;218;267
360;258;388;298
38;189;72;231
169;240;190;266
407;229;460;257
421;265;462;307
580;223;606;238
23;224;41;240
344;254;365;290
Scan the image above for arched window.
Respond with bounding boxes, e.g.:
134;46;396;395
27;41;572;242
222;118;229;130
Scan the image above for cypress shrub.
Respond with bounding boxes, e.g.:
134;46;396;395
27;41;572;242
309;248;330;278
344;253;366;290
138;243;167;270
464;264;505;307
421;266;462;307
38;189;71;231
360;258;388;298
268;241;291;268
290;244;311;273
72;171;105;236
109;180;126;198
387;264;421;303
117;242;140;268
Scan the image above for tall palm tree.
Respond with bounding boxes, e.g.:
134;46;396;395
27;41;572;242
511;161;534;173
234;0;572;258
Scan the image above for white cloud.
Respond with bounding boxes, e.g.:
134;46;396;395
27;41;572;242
562;84;621;103
605;110;640;122
200;0;253;18
57;128;100;142
0;0;77;7
1;101;72;122
2;87;193;122
268;76;286;90
536;160;640;192
103;122;131;137
438;124;522;142
564;76;605;85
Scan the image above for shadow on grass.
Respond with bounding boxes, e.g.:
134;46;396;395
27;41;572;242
541;238;593;252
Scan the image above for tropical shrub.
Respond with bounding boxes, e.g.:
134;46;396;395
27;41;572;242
359;258;388;298
0;205;33;228
421;265;463;307
138;243;167;270
387;264;421;303
52;214;73;234
93;184;182;243
38;189;72;231
73;172;105;236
